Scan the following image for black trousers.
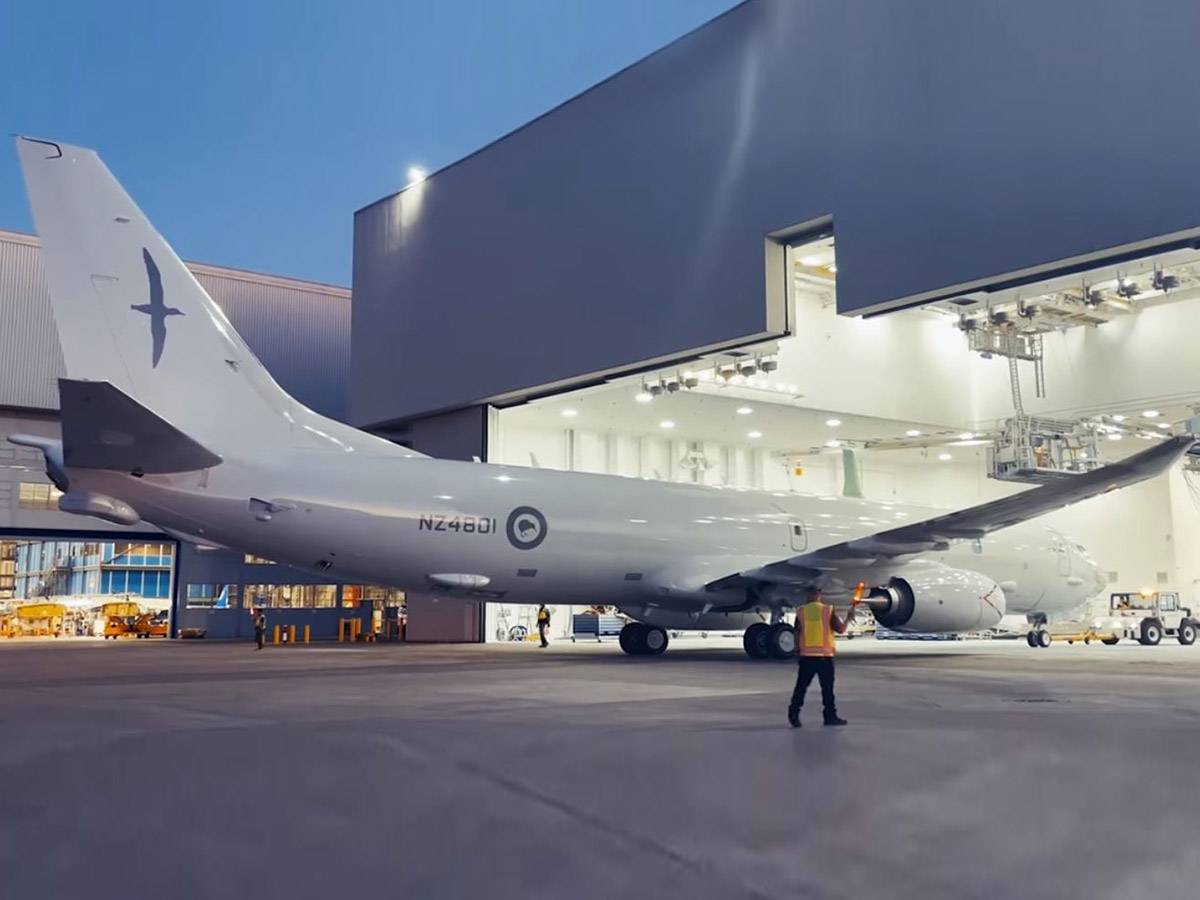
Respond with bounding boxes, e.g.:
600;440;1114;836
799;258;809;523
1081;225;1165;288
255;628;264;650
789;656;837;718
538;623;548;647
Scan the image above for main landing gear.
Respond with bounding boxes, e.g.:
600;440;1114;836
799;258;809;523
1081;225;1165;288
619;622;669;656
743;621;795;660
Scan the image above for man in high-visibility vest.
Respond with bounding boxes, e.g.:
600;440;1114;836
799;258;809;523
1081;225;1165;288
787;590;853;727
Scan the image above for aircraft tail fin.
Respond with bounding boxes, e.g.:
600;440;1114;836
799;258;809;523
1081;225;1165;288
17;137;309;454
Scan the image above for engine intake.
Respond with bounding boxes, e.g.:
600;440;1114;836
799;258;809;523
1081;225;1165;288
867;563;1005;632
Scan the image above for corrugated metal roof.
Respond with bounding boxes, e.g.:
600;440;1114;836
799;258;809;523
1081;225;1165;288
0;229;351;421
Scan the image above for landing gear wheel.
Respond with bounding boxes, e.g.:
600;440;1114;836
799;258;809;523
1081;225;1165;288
619;623;647;655
1101;637;1119;646
767;622;796;659
643;626;669;655
1139;619;1163;647
1026;632;1037;648
1035;629;1052;649
743;622;771;659
1178;622;1196;646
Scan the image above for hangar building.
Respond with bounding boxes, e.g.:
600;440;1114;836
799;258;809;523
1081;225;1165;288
352;0;1200;643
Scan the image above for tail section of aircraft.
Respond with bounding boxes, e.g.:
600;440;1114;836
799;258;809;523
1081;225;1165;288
17;137;308;456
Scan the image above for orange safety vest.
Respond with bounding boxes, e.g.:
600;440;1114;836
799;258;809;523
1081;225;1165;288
798;602;836;657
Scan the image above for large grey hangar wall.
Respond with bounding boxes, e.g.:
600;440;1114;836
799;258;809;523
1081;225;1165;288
353;0;1200;428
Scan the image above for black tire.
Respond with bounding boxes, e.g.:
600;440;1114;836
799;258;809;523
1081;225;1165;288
1139;619;1163;647
1026;632;1036;648
619;623;647;655
1178;621;1196;646
1102;637;1119;646
643;626;669;656
743;622;771;659
1035;630;1052;649
767;622;797;659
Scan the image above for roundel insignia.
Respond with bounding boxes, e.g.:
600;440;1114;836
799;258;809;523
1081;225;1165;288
506;506;548;550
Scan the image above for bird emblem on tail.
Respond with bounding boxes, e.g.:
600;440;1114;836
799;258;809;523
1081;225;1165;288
129;248;184;367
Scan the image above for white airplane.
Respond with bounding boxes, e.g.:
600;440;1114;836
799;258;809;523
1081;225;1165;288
11;137;1196;657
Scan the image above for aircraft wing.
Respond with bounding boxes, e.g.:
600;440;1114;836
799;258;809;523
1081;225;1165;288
715;435;1197;589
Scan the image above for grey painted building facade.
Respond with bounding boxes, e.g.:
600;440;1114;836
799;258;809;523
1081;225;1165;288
352;0;1200;447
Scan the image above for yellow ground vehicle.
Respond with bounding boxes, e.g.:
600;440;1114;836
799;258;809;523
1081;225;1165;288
101;601;142;639
130;611;169;638
10;603;67;637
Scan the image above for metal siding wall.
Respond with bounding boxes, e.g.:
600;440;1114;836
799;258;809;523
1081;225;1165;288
352;0;1200;426
195;271;351;421
0;232;349;421
0;236;65;410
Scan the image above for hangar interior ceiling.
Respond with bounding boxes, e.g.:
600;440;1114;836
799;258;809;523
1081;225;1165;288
491;235;1200;631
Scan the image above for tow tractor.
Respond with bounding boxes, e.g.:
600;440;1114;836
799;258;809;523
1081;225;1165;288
1089;591;1197;647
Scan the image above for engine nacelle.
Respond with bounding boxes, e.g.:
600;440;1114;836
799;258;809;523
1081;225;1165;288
868;563;1005;632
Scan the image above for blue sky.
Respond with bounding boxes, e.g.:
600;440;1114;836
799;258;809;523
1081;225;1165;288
1;0;735;285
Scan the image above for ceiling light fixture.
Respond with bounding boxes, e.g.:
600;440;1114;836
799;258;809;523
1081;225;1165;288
1143;410;1160;418
736;406;753;415
958;432;974;440
1156;422;1171;429
560;408;578;418
1111;414;1126;422
747;431;763;439
635;391;653;404
825;418;842;427
906;429;921;437
1107;433;1123;441
659;420;675;430
938;453;953;461
824;439;841;448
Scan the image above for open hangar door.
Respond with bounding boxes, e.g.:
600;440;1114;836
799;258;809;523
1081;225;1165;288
487;233;1200;644
0;530;177;641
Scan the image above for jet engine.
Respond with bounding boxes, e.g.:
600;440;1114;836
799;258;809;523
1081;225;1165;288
867;562;1005;632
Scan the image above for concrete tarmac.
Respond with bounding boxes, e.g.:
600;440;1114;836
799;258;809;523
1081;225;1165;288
3;636;1200;899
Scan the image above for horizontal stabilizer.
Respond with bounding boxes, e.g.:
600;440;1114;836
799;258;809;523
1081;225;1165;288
59;379;222;474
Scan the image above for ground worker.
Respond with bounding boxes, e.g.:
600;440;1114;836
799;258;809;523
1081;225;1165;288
253;608;266;651
536;604;551;648
787;590;852;727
